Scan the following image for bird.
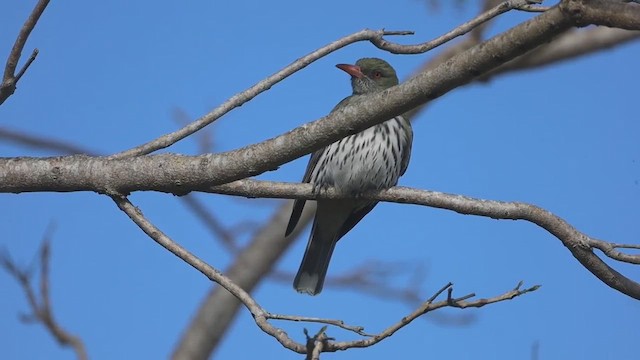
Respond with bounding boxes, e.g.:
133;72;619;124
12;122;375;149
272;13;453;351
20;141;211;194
285;58;413;295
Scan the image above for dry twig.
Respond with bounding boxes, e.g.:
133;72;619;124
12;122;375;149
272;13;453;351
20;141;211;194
110;0;544;159
1;0;50;105
0;225;88;360
111;193;538;355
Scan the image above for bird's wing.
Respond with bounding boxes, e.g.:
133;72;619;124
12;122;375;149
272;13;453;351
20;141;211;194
398;115;413;176
285;148;324;236
285;96;354;236
336;203;377;241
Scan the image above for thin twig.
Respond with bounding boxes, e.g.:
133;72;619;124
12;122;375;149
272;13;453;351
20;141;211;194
110;29;414;159
517;5;551;12
0;126;99;155
111;193;534;355
270;261;474;327
0;225;89;360
110;0;533;159
269;313;372;337
1;0;50;105
304;327;331;360
447;281;541;308
513;0;550;12
324;281;539;351
110;194;308;353
14;48;39;83
371;0;534;54
588;239;640;265
612;243;640;250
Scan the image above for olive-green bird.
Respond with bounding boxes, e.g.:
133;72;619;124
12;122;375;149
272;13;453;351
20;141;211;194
286;58;413;295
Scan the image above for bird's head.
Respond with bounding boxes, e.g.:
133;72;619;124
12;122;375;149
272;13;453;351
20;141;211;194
336;58;398;95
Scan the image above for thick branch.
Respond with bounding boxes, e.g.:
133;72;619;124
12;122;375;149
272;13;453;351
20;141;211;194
478;27;640;80
560;0;640;29
0;6;581;195
3;1;638;358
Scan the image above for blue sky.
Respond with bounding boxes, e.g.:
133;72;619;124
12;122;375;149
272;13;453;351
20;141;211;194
1;1;639;359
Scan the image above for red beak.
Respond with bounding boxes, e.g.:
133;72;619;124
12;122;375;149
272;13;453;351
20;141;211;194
336;63;364;78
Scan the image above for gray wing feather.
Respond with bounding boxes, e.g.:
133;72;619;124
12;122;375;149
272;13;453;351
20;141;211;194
398;115;413;176
285;96;355;236
285;149;324;236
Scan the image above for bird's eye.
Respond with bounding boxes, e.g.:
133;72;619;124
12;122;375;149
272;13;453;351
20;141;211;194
372;71;382;79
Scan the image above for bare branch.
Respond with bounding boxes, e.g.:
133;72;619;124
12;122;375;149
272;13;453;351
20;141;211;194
111;193;536;356
3;1;638;359
204;179;640;300
110;195;308;353
172;201;313;359
478;27;640;81
325;282;539;351
447;281;541;308
3;6;593;197
13;49;39;84
517;5;552;12
111;0;548;159
306;328;330;360
371;0;540;54
1;0;50;105
0;126;99;155
110;29;415;159
588;239;640;265
560;0;640;30
271;260;475;327
0;225;89;360
19;2;638;198
271;313;372;337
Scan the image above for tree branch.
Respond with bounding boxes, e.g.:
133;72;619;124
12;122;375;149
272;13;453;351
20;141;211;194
478;27;640;81
109;29;415;159
6;5;632;197
0;126;98;155
202;179;640;300
172;200;314;359
1;0;50;105
3;1;638;359
369;0;541;54
0;226;88;360
5;170;638;300
110;0;552;159
326;281;539;351
112;194;309;353
112;193;537;356
561;0;640;29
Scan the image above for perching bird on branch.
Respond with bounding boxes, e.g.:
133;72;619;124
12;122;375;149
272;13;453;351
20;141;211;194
286;58;413;295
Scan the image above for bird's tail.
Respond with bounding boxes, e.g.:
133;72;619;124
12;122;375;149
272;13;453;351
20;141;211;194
293;204;340;296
